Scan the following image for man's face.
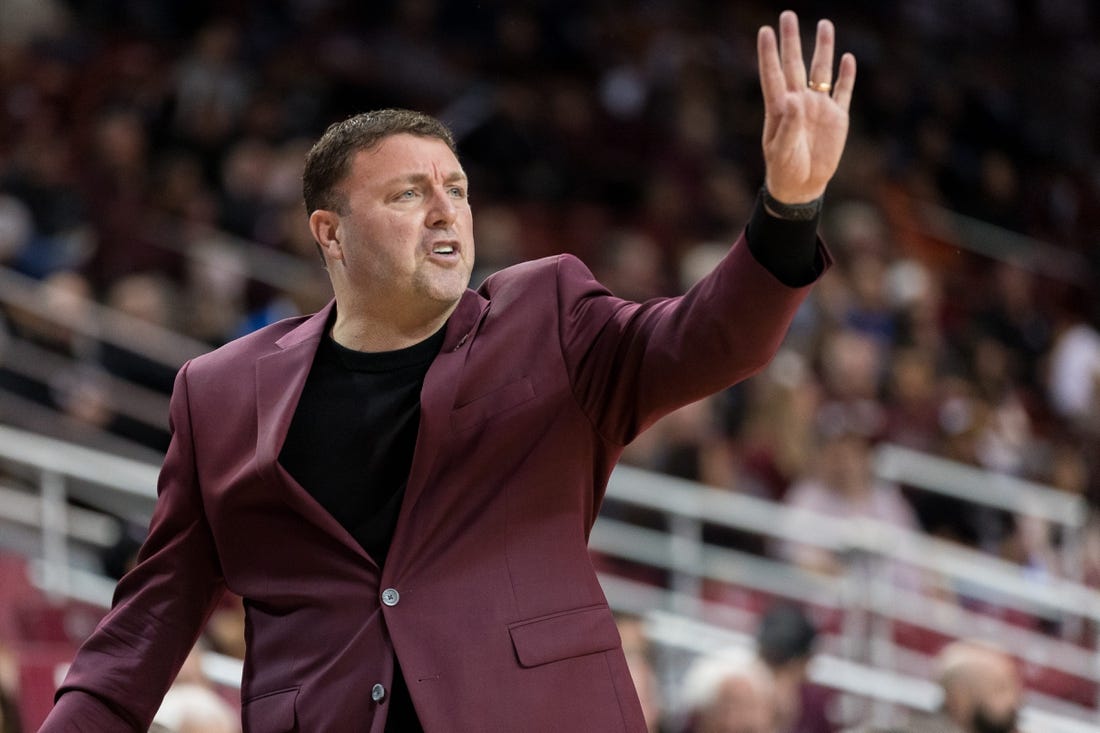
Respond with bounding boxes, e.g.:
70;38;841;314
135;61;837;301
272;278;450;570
330;133;474;321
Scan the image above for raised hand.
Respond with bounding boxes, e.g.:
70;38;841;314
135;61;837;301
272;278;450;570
757;11;856;204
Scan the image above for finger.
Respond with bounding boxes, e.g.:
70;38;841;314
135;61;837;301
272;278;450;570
808;19;835;90
757;25;786;112
778;10;806;91
832;52;857;112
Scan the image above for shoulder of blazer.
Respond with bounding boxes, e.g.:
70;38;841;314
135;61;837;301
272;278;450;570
186;310;320;379
477;254;594;300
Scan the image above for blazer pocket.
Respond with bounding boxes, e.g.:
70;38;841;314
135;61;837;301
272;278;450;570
451;376;535;433
508;604;620;668
242;686;299;732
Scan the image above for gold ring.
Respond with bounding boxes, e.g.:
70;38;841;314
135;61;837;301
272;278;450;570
808;80;832;93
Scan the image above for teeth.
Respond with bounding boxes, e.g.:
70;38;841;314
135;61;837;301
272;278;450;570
433;245;455;254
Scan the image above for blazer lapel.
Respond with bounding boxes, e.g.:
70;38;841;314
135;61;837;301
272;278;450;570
254;301;374;565
387;289;490;560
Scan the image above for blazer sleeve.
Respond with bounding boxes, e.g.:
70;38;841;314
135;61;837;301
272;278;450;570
558;231;827;446
41;361;227;731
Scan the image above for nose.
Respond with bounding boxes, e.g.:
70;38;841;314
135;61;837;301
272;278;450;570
427;185;457;229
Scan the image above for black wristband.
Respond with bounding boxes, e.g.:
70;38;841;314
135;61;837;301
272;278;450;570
761;186;823;221
746;191;824;287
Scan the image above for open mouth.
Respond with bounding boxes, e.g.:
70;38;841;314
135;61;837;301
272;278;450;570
428;240;460;258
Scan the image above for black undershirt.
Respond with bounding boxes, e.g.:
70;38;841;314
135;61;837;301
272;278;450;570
274;199;818;732
279;323;444;733
280;325;445;564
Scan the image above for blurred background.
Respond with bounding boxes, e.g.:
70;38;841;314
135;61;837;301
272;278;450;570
0;1;1098;731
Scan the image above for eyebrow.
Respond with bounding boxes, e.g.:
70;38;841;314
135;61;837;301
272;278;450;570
382;171;468;188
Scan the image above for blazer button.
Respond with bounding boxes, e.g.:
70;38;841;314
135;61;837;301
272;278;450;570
381;588;400;606
371;683;386;703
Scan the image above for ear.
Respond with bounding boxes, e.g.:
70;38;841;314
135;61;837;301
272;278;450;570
309;209;343;263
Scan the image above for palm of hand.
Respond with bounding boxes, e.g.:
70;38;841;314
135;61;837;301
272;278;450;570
758;12;856;204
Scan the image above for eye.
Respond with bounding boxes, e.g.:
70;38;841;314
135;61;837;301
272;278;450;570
396;189;418;201
448;186;467;199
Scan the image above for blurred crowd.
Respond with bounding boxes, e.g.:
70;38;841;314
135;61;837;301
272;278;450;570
0;0;1099;730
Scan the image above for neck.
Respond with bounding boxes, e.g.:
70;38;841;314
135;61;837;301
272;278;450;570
330;299;456;352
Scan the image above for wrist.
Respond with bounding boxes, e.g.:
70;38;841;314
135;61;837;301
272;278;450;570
761;185;823;221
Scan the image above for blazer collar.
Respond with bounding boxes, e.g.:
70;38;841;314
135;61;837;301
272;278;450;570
439;288;490;353
273;290;489;354
274;300;334;351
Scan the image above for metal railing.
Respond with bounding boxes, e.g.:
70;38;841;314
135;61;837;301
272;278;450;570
1;424;1097;729
874;442;1086;530
1;335;170;431
603;465;1100;624
0;266;208;370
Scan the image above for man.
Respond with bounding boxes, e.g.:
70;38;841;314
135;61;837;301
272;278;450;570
909;641;1021;733
42;11;855;732
150;684;240;733
681;648;778;733
756;604;835;733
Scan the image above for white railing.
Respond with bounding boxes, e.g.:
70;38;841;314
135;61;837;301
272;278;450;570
0;423;157;598
873;442;1086;529
1;423;1098;728
1;336;170;430
604;465;1100;624
0;266;208;370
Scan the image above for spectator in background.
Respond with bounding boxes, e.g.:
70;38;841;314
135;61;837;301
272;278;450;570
780;413;919;578
151;683;239;733
816;328;886;439
880;346;940;453
0;196;33;272
629;651;666;733
0;642;22;733
972;261;1049;394
0;691;21;733
4;270;94;359
908;640;1021;733
181;238;249;345
886;259;945;362
217;139;273;243
0;149;88;278
616;613;667;733
735;350;821;502
173;21;249;152
96;274;183;397
81;108;168;288
1046;302;1100;440
681;647;777;733
757;604;835;733
594;228;671;302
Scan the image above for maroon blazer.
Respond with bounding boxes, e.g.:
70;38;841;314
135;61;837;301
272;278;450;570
43;236;823;732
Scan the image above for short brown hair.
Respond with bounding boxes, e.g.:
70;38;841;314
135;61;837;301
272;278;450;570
302;109;456;215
